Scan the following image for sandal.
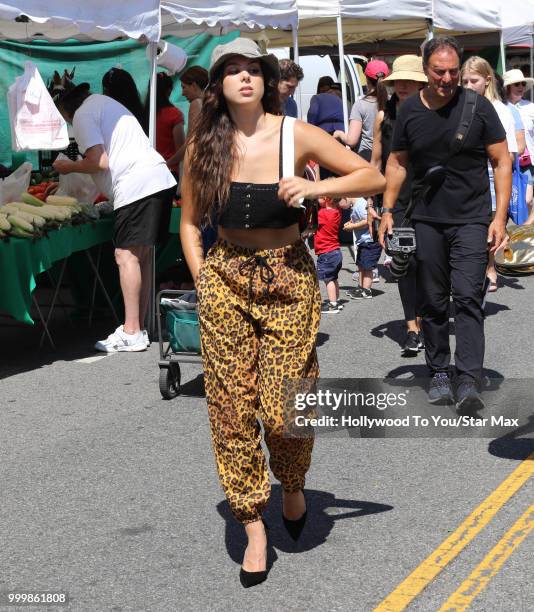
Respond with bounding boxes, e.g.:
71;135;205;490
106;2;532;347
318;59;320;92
486;277;498;292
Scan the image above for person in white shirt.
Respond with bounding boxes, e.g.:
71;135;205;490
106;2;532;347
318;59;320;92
504;68;534;223
54;83;176;352
462;57;518;292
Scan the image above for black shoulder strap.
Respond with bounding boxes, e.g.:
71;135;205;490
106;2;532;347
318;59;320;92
448;88;478;160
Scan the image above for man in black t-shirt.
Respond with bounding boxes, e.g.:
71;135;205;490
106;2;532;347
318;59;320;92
378;37;511;411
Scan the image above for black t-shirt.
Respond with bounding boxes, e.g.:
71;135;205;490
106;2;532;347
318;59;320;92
381;105;413;212
391;88;506;224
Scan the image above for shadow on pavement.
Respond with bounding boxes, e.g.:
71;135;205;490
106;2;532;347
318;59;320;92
0;315;116;381
316;332;329;348
483;301;511;317
498;277;525;290
178;373;205;397
217;485;393;565
488;414;534;461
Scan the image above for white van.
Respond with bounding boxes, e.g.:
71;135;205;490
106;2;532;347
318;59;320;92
269;48;367;120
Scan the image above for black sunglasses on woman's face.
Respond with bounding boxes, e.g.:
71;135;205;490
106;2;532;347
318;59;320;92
513;81;527;87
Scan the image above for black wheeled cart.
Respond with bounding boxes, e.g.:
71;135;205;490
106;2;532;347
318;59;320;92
157;289;202;399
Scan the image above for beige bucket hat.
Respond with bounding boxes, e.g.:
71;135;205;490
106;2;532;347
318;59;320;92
209;38;280;82
503;68;534;88
383;55;427;83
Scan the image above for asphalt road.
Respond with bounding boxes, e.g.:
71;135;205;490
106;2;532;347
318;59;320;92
1;247;533;612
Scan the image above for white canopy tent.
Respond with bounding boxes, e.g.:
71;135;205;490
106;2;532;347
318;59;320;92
0;0;161;42
504;25;534;48
160;0;298;37
252;1;502;48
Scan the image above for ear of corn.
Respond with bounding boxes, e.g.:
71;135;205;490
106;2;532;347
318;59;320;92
21;192;45;207
46;195;78;207
4;203;58;221
11;210;46;228
8;214;34;233
0;215;11;231
10;227;34;239
40;205;70;221
1;205;21;215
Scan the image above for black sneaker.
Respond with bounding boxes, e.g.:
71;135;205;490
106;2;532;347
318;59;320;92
402;331;420;355
455;381;484;413
321;301;340;314
360;288;373;299
347;288;364;300
428;372;453;405
417;333;425;350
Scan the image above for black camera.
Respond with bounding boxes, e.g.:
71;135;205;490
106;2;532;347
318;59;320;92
385;227;417;279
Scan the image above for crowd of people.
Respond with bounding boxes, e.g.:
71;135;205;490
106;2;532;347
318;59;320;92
48;36;533;587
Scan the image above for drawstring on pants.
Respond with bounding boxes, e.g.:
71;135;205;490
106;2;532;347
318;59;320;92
238;254;276;312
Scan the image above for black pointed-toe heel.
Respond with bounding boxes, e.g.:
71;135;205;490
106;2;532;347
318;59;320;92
282;510;307;541
239;567;268;588
240;520;269;588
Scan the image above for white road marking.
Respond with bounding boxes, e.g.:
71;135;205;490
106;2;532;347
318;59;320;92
74;355;114;364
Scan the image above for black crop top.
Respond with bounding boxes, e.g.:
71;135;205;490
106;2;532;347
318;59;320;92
217;117;302;229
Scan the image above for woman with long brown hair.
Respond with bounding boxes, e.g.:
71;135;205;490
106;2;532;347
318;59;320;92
180;38;385;588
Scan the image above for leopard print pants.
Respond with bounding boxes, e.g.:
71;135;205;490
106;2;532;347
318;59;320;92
196;238;321;524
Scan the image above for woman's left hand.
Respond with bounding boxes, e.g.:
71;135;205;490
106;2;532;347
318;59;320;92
278;177;317;208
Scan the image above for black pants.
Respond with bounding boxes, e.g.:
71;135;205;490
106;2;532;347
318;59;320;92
398;256;418;322
414;221;488;384
393;209;418;322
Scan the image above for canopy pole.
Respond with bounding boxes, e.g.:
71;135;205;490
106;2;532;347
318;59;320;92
425;18;434;42
336;15;349;133
147;41;158;337
499;30;506;75
292;26;302;119
531;26;533;101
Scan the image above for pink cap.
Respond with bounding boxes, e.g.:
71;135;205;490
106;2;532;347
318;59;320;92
365;60;390;80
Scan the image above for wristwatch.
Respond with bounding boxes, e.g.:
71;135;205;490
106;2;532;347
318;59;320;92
381;207;395;214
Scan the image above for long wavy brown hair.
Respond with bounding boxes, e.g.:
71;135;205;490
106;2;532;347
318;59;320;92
187;62;281;223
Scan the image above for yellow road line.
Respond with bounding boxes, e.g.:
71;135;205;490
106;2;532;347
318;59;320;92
374;453;534;612
439;504;534;612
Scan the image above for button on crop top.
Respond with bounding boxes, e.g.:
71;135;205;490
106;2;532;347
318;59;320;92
218;116;302;230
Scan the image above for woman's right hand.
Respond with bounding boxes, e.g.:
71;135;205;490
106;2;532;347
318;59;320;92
378;212;394;249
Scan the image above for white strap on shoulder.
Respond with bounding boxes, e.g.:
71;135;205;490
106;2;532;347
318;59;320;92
282;116;296;178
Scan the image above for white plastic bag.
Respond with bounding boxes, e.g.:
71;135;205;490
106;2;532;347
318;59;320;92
55;154;99;205
8;61;69;151
0;162;32;205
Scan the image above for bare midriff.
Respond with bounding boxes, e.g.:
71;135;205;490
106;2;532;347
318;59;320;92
218;224;301;249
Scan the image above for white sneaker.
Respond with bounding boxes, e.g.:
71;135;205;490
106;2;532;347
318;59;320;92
142;329;150;346
94;325;148;353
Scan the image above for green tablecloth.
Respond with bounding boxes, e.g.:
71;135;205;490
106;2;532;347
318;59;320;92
157;207;182;272
0;218;114;324
0;209;183;325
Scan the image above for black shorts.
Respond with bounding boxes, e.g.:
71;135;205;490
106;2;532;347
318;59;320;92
113;186;174;248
